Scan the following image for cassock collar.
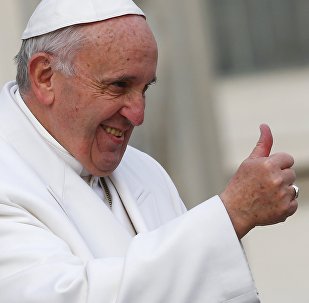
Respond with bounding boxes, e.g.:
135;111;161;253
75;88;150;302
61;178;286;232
14;89;89;177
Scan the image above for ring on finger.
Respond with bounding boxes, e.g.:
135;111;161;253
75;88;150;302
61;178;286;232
292;184;299;199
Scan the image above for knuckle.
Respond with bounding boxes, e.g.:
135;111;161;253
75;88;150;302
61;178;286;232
263;158;274;171
271;176;284;188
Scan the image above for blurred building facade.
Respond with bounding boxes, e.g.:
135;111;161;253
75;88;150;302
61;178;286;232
211;0;309;75
1;1;309;302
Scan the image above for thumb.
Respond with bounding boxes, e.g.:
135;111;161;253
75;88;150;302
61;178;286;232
248;124;273;159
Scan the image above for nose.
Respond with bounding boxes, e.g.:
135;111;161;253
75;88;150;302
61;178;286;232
120;94;145;126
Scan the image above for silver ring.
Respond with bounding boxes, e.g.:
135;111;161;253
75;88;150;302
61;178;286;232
292;185;299;199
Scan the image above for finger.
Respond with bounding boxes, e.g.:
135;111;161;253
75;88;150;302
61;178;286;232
249;124;273;159
287;199;298;217
288;185;296;200
269;152;295;170
280;168;296;185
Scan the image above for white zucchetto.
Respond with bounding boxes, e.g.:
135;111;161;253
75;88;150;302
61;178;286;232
22;0;144;39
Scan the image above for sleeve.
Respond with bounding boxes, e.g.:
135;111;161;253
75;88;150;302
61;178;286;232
0;196;259;303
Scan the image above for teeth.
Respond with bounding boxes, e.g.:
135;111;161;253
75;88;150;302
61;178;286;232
105;127;123;137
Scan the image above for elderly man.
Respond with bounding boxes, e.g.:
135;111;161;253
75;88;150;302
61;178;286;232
0;0;298;302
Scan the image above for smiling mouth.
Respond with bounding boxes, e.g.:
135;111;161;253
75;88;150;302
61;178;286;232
104;126;124;138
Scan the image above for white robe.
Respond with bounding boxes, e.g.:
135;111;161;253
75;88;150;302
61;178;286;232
0;81;260;302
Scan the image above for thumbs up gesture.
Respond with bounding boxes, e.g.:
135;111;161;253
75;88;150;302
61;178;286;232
220;124;298;239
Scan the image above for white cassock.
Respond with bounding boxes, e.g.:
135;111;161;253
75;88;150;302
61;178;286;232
0;81;260;302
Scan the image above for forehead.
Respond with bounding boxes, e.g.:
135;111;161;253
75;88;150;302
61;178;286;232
74;15;158;76
82;15;156;52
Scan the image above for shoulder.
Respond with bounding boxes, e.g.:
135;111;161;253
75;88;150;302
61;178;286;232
0;138;44;190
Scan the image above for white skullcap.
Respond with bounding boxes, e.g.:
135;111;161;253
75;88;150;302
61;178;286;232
22;0;145;40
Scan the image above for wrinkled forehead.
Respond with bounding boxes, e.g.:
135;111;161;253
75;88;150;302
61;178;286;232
72;15;158;73
83;15;155;45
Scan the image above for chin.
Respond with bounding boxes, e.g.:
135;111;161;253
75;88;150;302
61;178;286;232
88;148;126;176
92;159;122;176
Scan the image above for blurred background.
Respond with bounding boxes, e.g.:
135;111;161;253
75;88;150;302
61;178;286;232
1;1;309;301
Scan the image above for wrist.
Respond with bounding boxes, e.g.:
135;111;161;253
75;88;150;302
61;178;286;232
219;193;252;239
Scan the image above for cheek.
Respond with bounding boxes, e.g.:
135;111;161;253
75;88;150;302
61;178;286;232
57;85;93;124
53;96;93;143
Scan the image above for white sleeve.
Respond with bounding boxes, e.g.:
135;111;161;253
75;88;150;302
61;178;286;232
0;196;259;303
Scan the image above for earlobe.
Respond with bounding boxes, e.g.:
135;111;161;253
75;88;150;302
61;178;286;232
28;53;55;105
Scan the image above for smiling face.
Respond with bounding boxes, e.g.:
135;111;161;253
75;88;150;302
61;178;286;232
48;16;158;176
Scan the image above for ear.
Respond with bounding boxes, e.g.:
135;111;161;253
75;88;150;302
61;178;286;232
28;53;55;105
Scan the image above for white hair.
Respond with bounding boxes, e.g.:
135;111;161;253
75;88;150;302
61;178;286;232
15;25;88;94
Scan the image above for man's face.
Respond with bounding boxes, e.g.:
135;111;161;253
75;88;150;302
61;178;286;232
50;16;158;176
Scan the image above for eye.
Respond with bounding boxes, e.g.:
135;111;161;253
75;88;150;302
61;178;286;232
107;81;129;96
112;81;128;88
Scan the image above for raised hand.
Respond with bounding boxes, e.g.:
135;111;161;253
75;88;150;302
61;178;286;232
220;124;298;239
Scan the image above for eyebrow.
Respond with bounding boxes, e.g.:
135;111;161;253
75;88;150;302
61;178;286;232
100;75;157;85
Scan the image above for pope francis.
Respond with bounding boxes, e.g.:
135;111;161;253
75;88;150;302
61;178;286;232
0;0;298;302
